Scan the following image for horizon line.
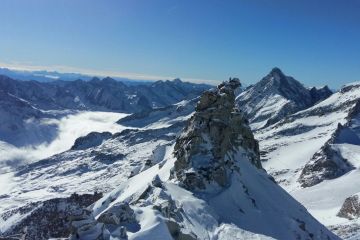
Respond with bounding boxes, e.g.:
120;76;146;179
0;61;220;85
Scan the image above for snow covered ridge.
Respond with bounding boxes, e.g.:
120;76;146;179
68;79;338;240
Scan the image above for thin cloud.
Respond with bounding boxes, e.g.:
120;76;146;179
0;61;219;84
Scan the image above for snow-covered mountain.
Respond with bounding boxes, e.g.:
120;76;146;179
0;79;338;239
67;79;336;240
247;78;360;238
5;69;360;239
236;68;332;130
0;75;211;113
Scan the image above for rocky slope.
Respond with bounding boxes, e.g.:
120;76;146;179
67;79;337;240
236;68;332;129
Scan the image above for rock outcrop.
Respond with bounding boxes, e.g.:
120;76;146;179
309;86;333;104
172;78;261;191
298;120;356;188
69;202;136;240
299;142;353;188
71;132;112;150
337;194;360;220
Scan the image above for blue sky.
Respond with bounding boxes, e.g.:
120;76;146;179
0;0;359;87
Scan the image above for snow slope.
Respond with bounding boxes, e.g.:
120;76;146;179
254;82;360;238
84;144;336;239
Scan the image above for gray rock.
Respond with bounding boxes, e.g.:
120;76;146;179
337;194;360;220
172;79;261;191
97;202;136;225
165;220;197;240
299;123;355;188
71;132;112;150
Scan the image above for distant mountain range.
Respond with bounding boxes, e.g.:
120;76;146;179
0;74;211;113
0;67;154;84
0;74;210;147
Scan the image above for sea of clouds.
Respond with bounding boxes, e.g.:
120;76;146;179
0;111;128;169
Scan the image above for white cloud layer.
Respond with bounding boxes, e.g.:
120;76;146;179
0;111;128;169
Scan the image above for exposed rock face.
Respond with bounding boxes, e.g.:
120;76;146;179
69;202;136;240
97;202;136;225
309;86;333;104
172;78;261;191
299;144;353;188
69;208;104;240
337;194;360;220
71;132;112;150
299;123;355;188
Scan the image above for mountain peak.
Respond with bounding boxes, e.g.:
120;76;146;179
102;76;117;83
270;67;284;76
172;78;182;83
237;69;332;129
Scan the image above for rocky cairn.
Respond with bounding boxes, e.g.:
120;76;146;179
171;78;261;191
